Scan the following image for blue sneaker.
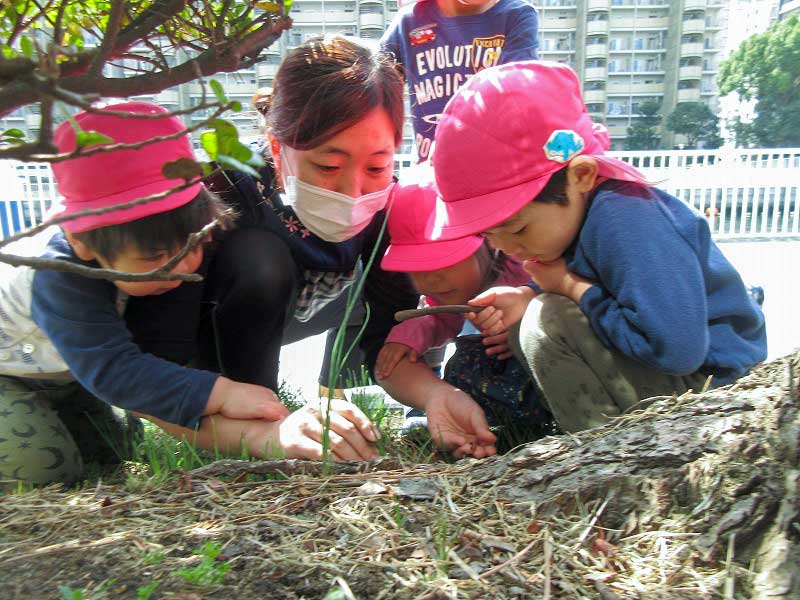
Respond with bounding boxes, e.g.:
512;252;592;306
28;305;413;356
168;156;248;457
402;408;428;435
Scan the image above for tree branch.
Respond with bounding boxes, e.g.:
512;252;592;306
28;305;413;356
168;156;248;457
89;0;127;78
114;0;189;51
0;100;234;162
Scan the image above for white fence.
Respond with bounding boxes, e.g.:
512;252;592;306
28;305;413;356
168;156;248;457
2;148;799;240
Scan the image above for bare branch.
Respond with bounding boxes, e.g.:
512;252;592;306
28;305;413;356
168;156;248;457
51;0;68;48
89;0;127;77
114;0;189;51
0;252;203;282
0;100;235;162
0;214;228;284
0;179;202;250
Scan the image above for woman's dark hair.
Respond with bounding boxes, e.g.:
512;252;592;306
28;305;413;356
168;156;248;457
73;187;234;263
534;167;570;205
266;35;405;149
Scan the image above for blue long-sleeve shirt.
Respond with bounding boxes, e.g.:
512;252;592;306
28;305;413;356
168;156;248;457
568;180;766;385
27;233;217;429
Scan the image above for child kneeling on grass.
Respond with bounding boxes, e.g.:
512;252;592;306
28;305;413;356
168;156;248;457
429;61;767;433
377;176;553;439
0;102;379;488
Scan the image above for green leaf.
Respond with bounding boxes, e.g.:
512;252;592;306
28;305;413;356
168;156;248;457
74;130;114;148
19;36;33;58
200;130;219;160
284;0;293;14
209;79;227;105
217;154;260;178
230;100;242;112
2;128;25;139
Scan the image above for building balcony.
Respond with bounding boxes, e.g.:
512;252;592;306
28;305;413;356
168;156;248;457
25;114;41;128
679;64;702;80
606;122;629;137
257;63;279;78
677;87;701;102
584;66;607;80
683;0;706;11
359;13;383;27
155;90;180;104
609;17;635;28
680;42;704;57
633;82;664;94
636;17;669;28
682;18;705;34
542;17;577;29
292;11;356;24
585;44;608;58
587;0;609;10
583;89;606;103
586;20;608;35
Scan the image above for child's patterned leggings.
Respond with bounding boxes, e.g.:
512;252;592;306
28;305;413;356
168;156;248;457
510;294;709;433
0;377;141;489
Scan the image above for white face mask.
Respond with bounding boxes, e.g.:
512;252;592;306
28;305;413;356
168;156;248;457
279;145;393;243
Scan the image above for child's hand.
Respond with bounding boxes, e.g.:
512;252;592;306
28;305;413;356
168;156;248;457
376;343;418;379
524;259;593;303
468;285;535;330
425;388;497;458
206;376;290;421
249;398;381;461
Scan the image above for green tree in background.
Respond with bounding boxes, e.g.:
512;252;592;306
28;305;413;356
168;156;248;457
625;100;662;150
718;15;800;147
666;102;723;149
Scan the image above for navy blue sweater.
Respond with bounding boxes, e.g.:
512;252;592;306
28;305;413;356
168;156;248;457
569;180;766;386
31;233;217;429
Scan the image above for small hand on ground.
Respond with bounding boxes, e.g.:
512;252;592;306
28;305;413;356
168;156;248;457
425;388;497;459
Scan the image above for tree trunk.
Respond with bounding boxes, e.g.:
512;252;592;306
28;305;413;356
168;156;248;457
466;350;799;598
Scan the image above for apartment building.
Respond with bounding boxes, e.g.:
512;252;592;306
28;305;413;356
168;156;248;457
538;0;736;148
0;1;775;151
778;0;800;18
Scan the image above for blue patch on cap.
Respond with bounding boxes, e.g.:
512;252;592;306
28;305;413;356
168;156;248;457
543;130;585;163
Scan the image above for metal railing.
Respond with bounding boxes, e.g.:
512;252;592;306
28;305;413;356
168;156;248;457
2;148;799;240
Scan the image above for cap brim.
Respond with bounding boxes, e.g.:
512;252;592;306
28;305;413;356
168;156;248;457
56;180;202;233
429;154;649;242
382;234;484;272
594;155;649;185
428;175;550;241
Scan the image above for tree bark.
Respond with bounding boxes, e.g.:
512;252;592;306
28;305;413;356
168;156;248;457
466;350;800;598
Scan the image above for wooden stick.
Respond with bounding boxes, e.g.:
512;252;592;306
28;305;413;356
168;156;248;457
394;305;486;322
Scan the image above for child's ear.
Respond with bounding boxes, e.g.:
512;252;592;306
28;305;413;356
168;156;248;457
567;156;600;194
64;231;97;262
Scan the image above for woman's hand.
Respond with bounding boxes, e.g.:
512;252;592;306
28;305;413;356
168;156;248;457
249;399;381;461
425;388;497;458
376;343;418;380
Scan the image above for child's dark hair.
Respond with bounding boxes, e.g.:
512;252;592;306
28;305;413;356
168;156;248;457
72;187;233;263
267;35;405;149
535;167;569;205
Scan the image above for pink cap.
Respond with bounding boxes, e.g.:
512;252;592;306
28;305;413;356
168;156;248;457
430;61;648;240
52;101;202;233
382;169;483;272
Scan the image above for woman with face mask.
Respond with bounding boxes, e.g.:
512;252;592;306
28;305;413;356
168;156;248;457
206;36;497;460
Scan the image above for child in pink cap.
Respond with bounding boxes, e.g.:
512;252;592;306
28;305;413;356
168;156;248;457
430;61;767;433
0;102;379;487
376;175;553;440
